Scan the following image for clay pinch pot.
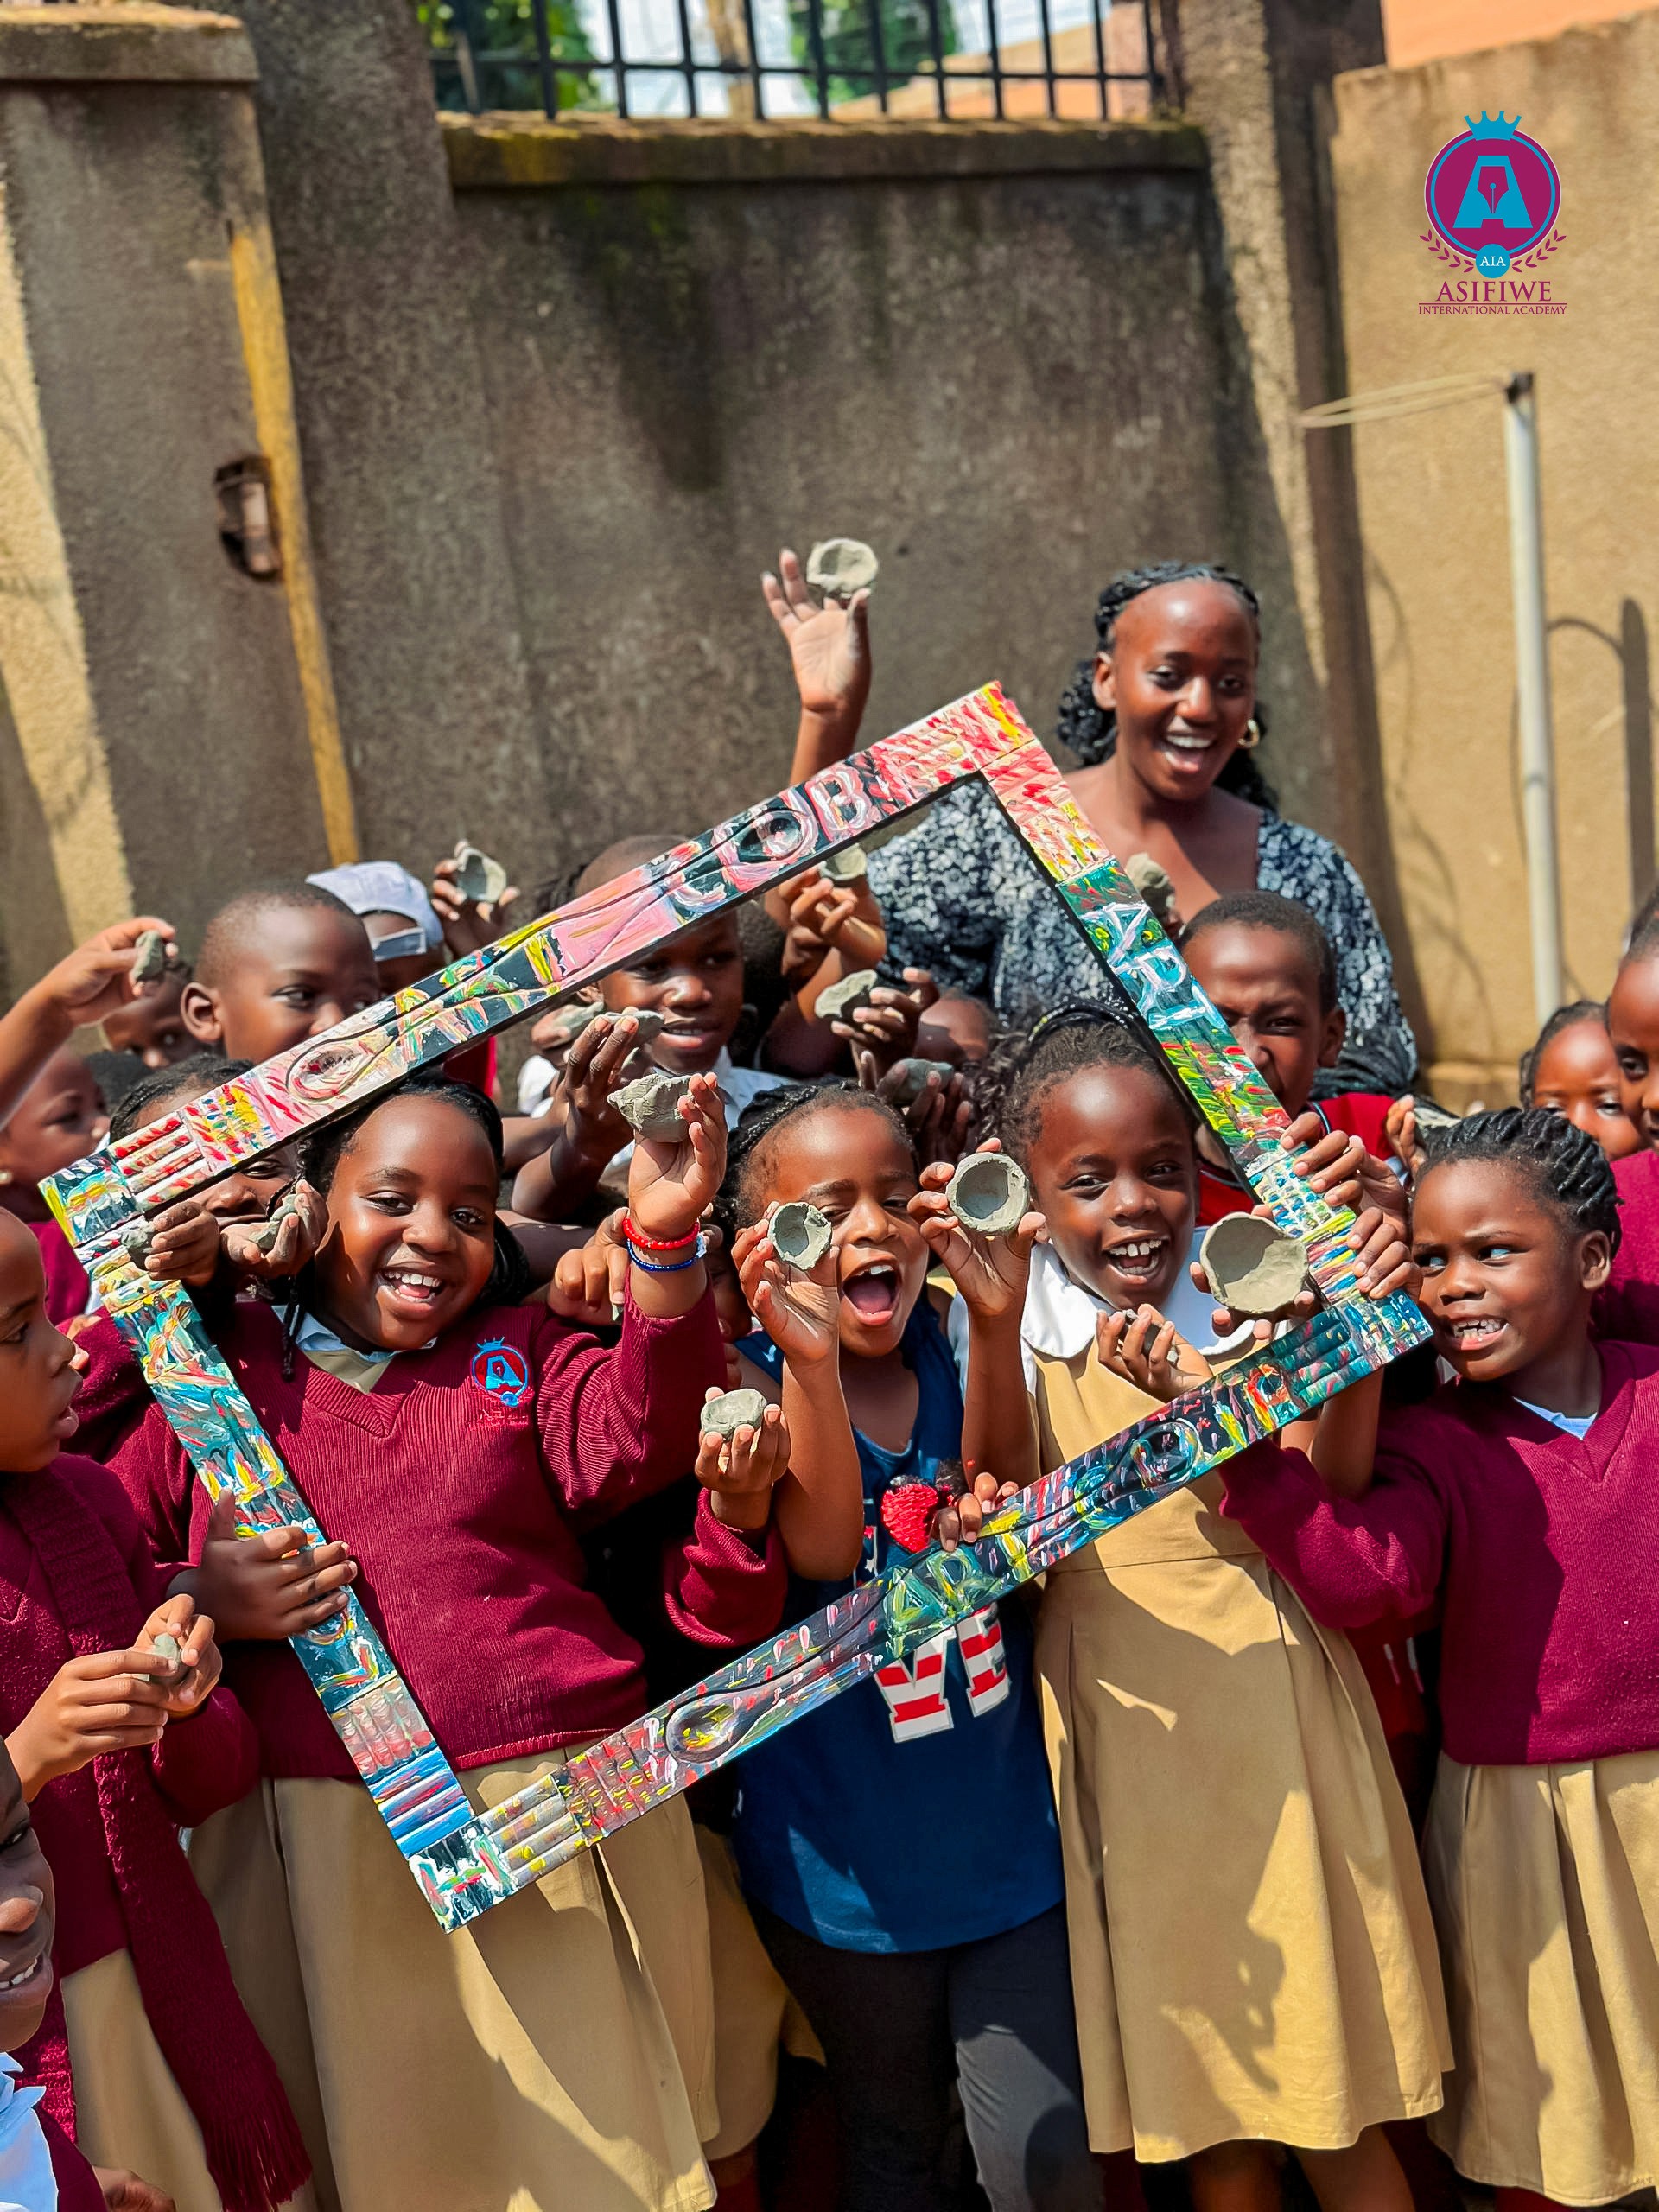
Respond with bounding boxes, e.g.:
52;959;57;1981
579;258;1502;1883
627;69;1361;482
1198;1214;1310;1319
819;842;868;886
249;1192;305;1256
945;1152;1032;1238
1122;851;1178;931
700;1387;770;1441
815;969;881;1026
543;1001;606;1050
806;538;879;601
770;1201;833;1274
130;930;169;988
887;1057;959;1107
613;1071;693;1144
141;1630;181;1685
454;839;509;907
119;1221;155;1265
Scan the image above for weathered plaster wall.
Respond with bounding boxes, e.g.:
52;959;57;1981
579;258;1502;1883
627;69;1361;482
447;120;1245;882
1327;12;1656;1095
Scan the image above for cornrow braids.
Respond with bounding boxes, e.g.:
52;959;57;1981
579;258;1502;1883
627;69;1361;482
109;1054;253;1141
1179;890;1338;1017
981;1004;1195;1168
712;1081;912;1248
279;1073;530;1375
1054;560;1278;810
1420;1105;1621;1257
1517;1000;1607;1107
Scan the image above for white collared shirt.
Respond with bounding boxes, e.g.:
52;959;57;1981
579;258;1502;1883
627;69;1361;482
0;2056;57;2212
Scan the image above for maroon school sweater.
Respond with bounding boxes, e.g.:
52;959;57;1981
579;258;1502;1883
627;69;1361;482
1596;1146;1659;1344
109;1292;781;1779
0;1457;257;1977
1221;1338;1659;1768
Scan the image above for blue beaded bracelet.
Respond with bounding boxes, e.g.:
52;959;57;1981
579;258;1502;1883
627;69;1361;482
626;1235;706;1273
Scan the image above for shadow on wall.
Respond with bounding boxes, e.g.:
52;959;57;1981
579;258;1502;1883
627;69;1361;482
0;666;73;1002
1551;602;1656;962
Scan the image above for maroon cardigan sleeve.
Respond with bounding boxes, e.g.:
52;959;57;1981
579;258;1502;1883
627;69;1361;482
534;1289;726;1524
1219;1437;1449;1629
41;2108;108;2212
662;1492;786;1650
105;1397;195;1586
67;1310;152;1467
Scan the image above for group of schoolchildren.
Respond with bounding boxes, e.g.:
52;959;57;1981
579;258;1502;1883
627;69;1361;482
0;575;1655;2212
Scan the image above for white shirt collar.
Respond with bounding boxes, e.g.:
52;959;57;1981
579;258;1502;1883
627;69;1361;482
0;2056;56;2212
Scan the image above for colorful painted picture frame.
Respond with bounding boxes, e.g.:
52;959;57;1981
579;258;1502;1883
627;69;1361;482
47;686;1429;1929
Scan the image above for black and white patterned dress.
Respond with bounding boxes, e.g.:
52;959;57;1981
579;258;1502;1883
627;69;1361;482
868;783;1417;1096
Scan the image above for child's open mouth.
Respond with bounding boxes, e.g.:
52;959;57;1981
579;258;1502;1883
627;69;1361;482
1444;1313;1506;1355
378;1265;449;1316
1102;1234;1170;1286
841;1262;900;1326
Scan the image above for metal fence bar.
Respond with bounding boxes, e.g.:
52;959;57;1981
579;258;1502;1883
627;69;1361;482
674;0;701;114
738;0;766;117
867;0;889;114
1091;0;1109;118
602;0;630;112
924;0;948;117
1035;0;1057;115
983;0;1005;118
530;0;556;115
805;0;831;118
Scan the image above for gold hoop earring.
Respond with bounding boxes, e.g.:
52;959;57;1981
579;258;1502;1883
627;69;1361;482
1238;719;1262;751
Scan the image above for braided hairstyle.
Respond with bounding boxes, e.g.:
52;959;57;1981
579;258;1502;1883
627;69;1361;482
1420;1105;1621;1257
108;1052;253;1141
279;1071;531;1373
1516;1000;1607;1107
712;1081;912;1248
1055;560;1277;810
978;1004;1197;1169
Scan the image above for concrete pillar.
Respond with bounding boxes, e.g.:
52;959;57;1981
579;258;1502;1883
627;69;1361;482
1151;0;1395;874
0;3;354;983
223;0;552;887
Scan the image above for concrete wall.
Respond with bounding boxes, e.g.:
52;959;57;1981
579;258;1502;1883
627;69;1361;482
446;118;1242;880
1326;11;1658;1096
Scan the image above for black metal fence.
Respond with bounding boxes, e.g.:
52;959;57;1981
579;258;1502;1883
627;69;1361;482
424;0;1159;124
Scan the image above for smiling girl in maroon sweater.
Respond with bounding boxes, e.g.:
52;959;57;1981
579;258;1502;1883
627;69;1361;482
109;1072;782;2212
1224;1109;1659;2212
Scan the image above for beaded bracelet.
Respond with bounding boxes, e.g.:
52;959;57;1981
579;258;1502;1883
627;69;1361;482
626;1234;706;1273
621;1216;701;1253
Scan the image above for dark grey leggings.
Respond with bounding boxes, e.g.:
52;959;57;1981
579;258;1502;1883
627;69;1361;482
755;1900;1099;2212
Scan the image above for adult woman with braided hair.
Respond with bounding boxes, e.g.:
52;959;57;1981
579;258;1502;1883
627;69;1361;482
769;556;1417;1095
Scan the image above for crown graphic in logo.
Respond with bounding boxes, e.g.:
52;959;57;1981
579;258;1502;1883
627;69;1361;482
1464;110;1520;139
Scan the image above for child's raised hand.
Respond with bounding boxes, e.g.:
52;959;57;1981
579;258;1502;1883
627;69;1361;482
7;1644;174;1796
544;1207;630;1326
31;918;178;1033
561;1014;640;1153
429;855;521;958
866;1055;974;1170
626;1069;726;1240
1383;1095;1428;1181
1348;1205;1421;1301
220;1179;326;1281
832;973;926;1070
132;1199;222;1289
910;1144;1043;1322
763;549;872;725
1186;1211;1321;1346
1096;1305;1212;1402
135;1594;221;1719
788;871;887;976
734;1213;839;1368
195;1492;357;1642
696;1389;789;1533
935;1469;1021;1552
1281;1112;1407;1236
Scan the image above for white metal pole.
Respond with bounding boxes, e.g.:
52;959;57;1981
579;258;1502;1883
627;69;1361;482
1502;371;1565;1023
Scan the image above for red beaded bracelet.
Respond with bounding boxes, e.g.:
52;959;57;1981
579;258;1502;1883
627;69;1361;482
620;1217;701;1252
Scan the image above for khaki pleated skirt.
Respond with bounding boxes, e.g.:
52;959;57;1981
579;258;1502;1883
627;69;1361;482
1425;1748;1659;2204
693;1826;823;2164
1032;1346;1450;2164
62;1946;317;2212
189;1764;717;2212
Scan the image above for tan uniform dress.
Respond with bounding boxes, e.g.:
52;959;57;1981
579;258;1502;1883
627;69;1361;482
1033;1345;1450;2162
191;1763;717;2212
61;1948;316;2212
1425;1747;1659;2204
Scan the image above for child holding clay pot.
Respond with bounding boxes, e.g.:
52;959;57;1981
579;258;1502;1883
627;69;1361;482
710;1081;1096;2212
938;1009;1449;2212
